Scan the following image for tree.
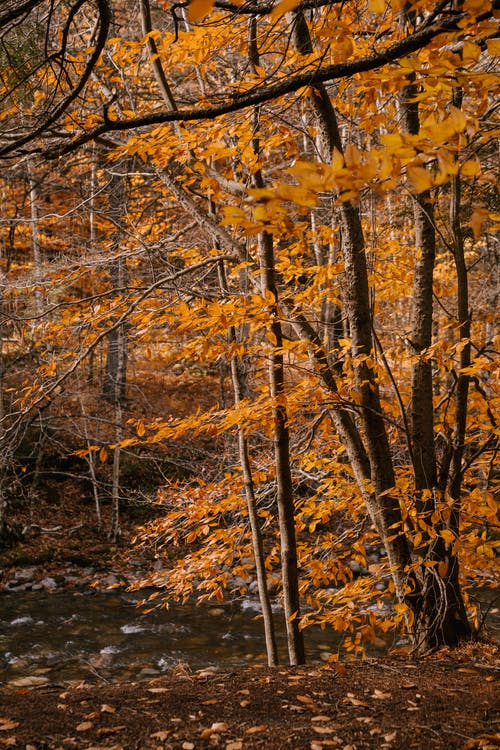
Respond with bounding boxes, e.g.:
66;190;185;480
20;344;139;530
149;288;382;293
1;0;498;658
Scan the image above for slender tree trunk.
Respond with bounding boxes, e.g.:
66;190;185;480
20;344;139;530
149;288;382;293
109;399;122;542
258;230;305;665
27;160;44;315
103;171;128;404
249;17;304;664
216;247;279;665
230;348;279;665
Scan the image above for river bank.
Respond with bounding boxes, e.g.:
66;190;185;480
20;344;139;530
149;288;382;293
0;652;498;749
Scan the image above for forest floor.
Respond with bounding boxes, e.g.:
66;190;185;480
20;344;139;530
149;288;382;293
0;647;498;750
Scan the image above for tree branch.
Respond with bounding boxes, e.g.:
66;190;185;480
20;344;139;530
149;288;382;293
47;11;474;157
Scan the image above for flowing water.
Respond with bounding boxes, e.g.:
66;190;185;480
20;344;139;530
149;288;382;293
0;590;342;685
1;588;498;686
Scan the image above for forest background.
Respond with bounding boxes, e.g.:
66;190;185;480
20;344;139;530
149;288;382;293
0;0;499;666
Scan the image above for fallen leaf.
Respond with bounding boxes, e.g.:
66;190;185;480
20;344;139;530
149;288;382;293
240;699;250;707
313;726;336;734
200;727;215;739
202;699;219;705
0;738;16;747
147;687;170;693
0;721;18;732
100;703;116;713
372;689;392;700
311;715;333;722
97;726;126;736
246;725;268;734
464;734;500;749
345;696;370;708
182;743;195;750
296;694;315;704
226;742;243;750
150;730;173;740
211;722;229;733
384;731;397;742
76;721;93;731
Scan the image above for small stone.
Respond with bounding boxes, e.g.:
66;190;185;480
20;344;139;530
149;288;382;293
40;577;57;589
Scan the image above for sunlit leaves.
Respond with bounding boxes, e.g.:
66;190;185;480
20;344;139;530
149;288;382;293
187;0;215;22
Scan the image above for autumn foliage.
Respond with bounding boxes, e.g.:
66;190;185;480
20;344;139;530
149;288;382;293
0;0;498;660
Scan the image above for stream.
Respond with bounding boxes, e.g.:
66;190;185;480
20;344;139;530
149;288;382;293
1;588;498;686
0;590;346;686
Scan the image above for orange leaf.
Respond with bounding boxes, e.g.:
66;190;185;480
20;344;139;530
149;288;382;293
245;725;268;734
187;0;214;21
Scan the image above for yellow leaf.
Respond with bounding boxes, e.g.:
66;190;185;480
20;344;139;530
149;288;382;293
331;147;344;171
137;420;146;437
462;41;481;62
470;207;489;239
369;0;385;12
407;165;433;193
440;529;455;543
187;0;214;22
99;446;108;463
461;159;481;177
487;38;500;55
270;0;301;21
448;106;467;133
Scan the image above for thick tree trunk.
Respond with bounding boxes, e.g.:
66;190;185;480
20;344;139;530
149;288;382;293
398;66;471;650
290;9;413;602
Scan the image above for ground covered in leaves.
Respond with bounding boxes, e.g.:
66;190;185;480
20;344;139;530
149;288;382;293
0;650;498;750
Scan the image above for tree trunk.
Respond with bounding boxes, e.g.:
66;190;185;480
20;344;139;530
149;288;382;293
259;230;305;665
398;57;471;649
250;17;304;664
230;348;279;666
102;171;128;404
